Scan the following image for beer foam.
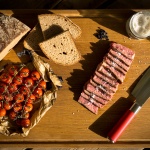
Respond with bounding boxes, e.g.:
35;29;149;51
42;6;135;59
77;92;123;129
132;12;150;37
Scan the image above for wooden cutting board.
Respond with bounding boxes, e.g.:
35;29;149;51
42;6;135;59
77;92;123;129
0;9;150;148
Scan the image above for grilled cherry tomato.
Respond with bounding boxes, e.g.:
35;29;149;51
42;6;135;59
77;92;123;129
9;110;17;120
3;101;12;110
0;108;6;117
13;75;23;85
38;80;46;90
13;103;23;112
6;64;18;76
8;83;18;93
24;77;34;87
24;103;33;112
19;86;30;95
19;67;30;78
30;71;41;81
0;73;12;84
26;94;36;104
14;93;24;103
0;82;7;93
21;118;30;128
4;93;13;101
33;88;43;98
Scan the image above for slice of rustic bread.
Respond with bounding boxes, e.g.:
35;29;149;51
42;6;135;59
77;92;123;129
39;30;81;66
0;13;30;60
38;14;82;40
23;23;44;51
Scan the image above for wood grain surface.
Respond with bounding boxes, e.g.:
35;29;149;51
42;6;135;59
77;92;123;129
0;9;149;148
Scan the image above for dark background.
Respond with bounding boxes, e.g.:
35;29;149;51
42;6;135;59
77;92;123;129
0;0;150;9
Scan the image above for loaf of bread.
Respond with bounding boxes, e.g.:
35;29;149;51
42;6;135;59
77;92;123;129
38;14;82;40
0;13;30;60
39;30;81;66
23;23;43;51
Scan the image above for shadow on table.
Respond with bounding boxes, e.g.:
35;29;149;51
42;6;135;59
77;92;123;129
66;40;110;101
89;96;134;138
89;66;150;138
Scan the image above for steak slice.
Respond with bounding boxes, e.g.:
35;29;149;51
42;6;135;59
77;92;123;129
107;52;129;72
95;70;119;88
84;89;108;105
89;79;114;96
81;91;104;108
109;49;133;66
96;64;117;81
110;43;135;60
92;74;118;93
85;82;113;101
104;55;127;75
102;62;125;83
78;95;98;114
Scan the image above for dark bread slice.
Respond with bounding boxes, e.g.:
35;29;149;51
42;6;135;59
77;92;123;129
0;13;30;60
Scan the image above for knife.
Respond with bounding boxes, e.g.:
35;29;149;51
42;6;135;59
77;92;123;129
107;67;150;143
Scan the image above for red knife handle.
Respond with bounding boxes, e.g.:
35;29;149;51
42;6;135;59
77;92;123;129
107;103;141;143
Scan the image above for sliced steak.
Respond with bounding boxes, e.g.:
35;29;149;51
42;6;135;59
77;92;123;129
81;91;104;108
110;43;135;60
78;95;98;114
95;70;119;88
89;79;114;96
102;62;125;83
85;82;113;101
109;49;133;66
92;74;118;93
107;52;129;72
84;89;108;105
104;55;127;75
96;64;117;81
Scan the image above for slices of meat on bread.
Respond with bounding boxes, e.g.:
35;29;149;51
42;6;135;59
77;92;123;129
38;14;81;40
23;23;44;51
0;13;30;60
39;30;81;66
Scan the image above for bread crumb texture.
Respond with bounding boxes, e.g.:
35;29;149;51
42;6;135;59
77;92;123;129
0;14;30;51
39;31;81;66
38;14;82;39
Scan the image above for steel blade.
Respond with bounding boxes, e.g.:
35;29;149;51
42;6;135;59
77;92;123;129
132;67;150;106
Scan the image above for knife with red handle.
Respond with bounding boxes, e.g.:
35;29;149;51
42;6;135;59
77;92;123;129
108;67;150;143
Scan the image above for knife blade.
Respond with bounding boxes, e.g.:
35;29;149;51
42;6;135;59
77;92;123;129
107;66;150;143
